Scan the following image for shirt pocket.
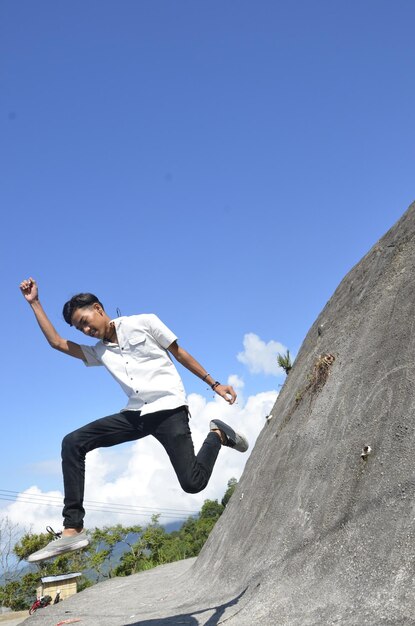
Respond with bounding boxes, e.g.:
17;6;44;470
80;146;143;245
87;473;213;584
128;331;146;347
127;330;162;361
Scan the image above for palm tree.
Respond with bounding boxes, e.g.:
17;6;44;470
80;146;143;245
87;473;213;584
277;350;292;375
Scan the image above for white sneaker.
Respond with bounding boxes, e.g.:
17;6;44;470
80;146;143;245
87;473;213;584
27;527;89;562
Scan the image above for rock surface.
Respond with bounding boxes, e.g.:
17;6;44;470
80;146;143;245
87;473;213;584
23;202;415;625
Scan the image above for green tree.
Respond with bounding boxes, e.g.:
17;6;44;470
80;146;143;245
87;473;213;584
277;349;292;374
199;499;223;519
0;575;37;611
221;478;238;507
0;517;23;587
115;498;226;576
1;529;91;610
115;515;171;575
86;524;142;580
176;497;227;557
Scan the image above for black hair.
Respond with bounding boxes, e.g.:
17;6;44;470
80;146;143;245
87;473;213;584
62;293;105;326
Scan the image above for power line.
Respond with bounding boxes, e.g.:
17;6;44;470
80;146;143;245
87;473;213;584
0;489;199;520
0;489;198;514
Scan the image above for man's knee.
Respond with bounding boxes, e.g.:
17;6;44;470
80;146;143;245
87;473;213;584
61;430;83;456
179;476;207;494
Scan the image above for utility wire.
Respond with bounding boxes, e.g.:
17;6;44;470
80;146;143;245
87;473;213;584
0;489;198;514
0;489;199;520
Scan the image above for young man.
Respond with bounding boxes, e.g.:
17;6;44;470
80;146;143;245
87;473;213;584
19;278;248;562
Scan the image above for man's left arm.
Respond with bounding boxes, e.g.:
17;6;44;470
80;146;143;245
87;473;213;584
168;341;237;405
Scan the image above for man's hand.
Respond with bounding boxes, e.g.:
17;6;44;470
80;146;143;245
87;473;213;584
213;384;237;405
168;342;238;405
20;277;38;303
19;277;85;360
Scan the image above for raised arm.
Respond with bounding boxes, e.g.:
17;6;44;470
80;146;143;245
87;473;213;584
19;278;85;360
168;341;237;405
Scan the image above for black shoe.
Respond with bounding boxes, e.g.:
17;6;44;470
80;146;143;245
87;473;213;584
210;419;249;452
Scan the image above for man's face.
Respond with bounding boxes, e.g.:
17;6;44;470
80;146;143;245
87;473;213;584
71;304;108;339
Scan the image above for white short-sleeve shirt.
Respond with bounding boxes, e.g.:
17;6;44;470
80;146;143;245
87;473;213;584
80;314;187;415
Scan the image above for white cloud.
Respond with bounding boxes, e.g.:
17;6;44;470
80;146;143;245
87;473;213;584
237;332;288;376
1;487;66;534
0;382;278;533
228;374;244;390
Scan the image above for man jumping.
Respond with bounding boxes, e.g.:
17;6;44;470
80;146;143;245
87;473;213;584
19;277;248;562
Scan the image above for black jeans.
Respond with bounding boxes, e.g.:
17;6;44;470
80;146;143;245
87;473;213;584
61;406;221;529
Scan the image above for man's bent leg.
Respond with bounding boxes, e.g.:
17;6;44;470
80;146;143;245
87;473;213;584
61;411;148;528
27;412;150;562
153;407;221;493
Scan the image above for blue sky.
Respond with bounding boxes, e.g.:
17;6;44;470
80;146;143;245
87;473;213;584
1;0;414;529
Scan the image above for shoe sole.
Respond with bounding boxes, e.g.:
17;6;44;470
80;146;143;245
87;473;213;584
27;538;90;562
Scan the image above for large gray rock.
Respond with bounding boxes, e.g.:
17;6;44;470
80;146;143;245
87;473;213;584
24;202;415;625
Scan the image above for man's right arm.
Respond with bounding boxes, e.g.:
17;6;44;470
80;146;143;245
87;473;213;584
19;277;85;360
